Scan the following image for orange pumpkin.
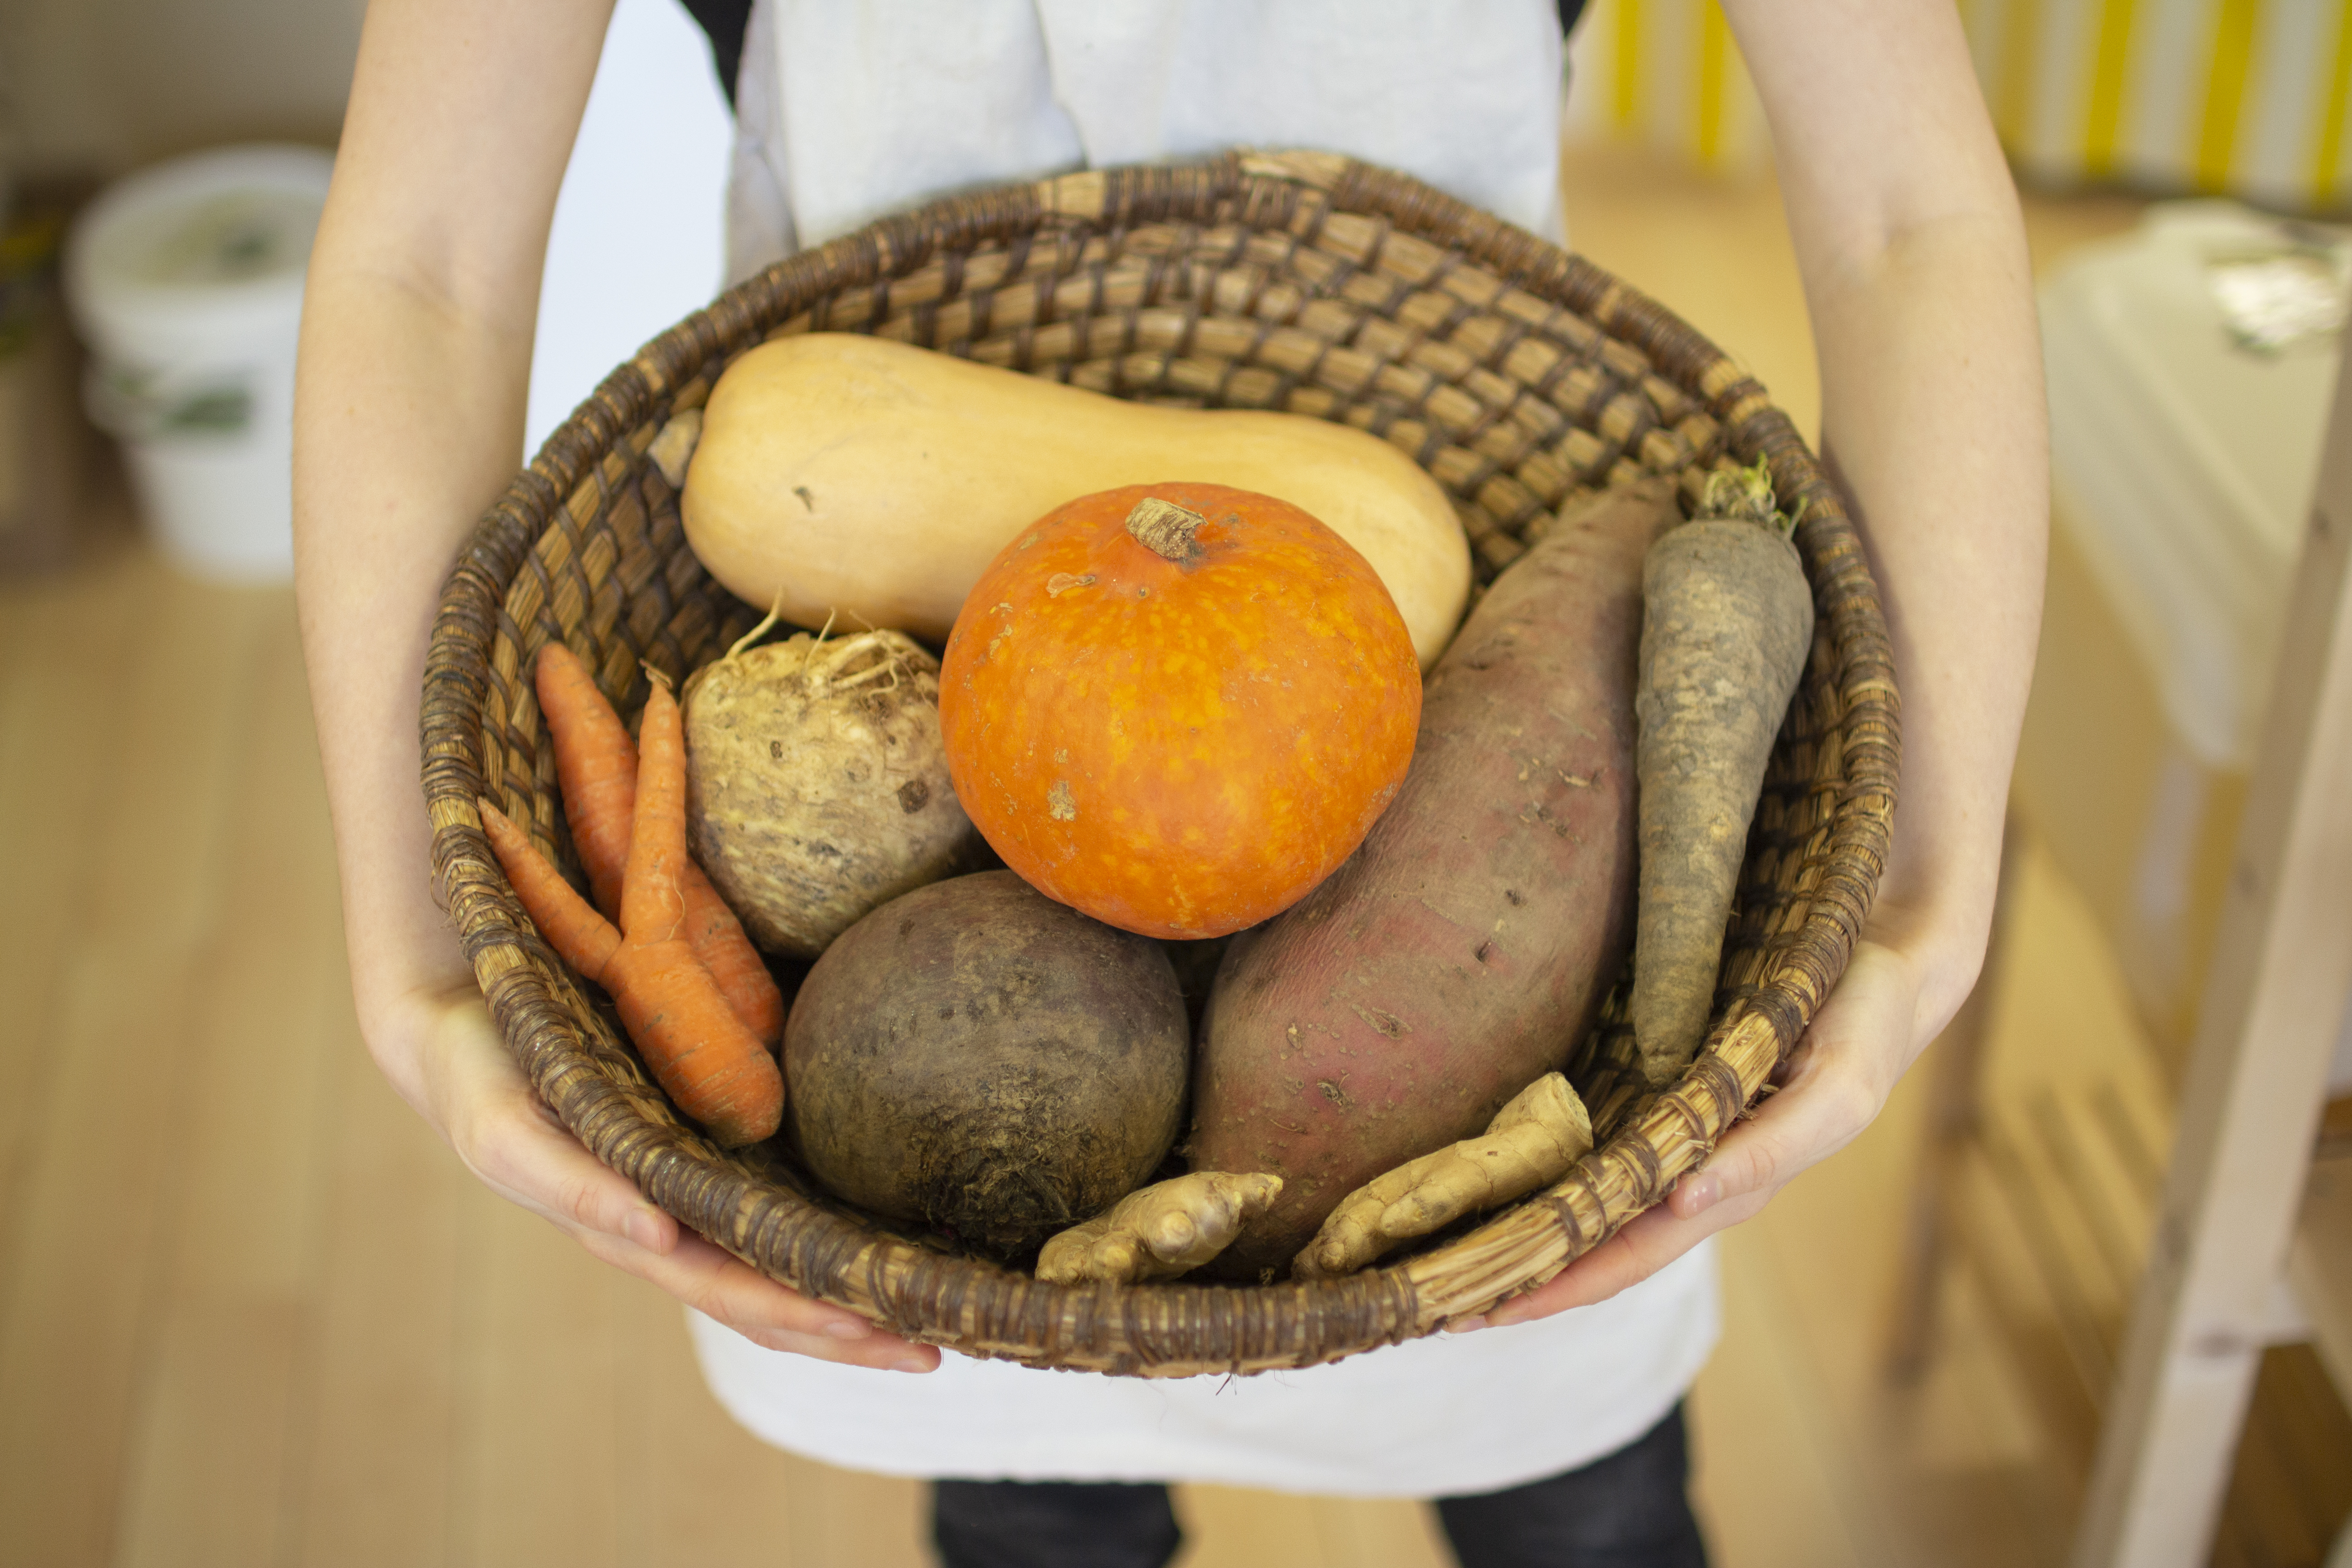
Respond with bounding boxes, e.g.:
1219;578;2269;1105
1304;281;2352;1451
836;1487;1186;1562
939;481;1422;940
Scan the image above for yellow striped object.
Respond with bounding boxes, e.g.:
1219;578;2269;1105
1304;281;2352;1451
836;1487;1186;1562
1563;0;1771;176
1961;0;2352;213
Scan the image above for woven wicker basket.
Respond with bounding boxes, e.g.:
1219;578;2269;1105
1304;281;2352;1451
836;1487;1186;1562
423;150;1896;1378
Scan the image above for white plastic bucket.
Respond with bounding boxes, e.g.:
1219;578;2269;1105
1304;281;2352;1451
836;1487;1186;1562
63;144;333;582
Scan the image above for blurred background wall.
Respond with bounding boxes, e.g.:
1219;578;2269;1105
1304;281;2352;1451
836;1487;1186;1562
2;0;733;471
3;0;364;178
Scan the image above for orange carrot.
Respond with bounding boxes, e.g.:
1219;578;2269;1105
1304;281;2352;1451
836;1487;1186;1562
602;944;785;1141
478;681;784;1148
534;642;786;1049
480;802;620;980
687;906;787;1048
622;676;696;941
534;643;638;915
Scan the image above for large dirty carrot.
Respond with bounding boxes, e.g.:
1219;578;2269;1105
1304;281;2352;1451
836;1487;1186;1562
480;677;784;1148
534;642;785;1049
1629;459;1816;1090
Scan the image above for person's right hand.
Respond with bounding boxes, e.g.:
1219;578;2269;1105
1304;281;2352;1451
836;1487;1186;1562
375;978;942;1373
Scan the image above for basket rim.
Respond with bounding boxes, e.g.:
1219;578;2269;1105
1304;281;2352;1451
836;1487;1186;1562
421;147;1898;1377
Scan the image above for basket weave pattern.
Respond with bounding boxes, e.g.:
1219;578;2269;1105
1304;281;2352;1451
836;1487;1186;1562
422;151;1896;1377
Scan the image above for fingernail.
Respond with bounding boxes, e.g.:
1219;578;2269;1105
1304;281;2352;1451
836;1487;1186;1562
622;1210;663;1250
823;1319;871;1341
1446;1316;1488;1334
891;1356;934;1374
1684;1175;1720;1211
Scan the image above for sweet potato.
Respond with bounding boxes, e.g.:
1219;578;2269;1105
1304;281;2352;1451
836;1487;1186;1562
1187;478;1683;1275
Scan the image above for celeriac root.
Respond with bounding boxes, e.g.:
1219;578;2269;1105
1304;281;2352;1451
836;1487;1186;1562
681;622;975;959
1292;1073;1593;1280
1035;1171;1284;1285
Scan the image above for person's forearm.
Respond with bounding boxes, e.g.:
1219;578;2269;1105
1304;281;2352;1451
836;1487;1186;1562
1725;0;2049;1041
293;0;608;1062
1806;212;2048;1034
293;273;534;1035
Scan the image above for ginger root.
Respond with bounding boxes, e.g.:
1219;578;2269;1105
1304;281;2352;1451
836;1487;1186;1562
1036;1171;1283;1285
1293;1073;1594;1280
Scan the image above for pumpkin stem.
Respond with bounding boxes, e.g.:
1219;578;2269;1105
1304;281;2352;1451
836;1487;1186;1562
1126;498;1207;564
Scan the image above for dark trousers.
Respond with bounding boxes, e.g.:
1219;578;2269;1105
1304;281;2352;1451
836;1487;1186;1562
931;1401;1708;1568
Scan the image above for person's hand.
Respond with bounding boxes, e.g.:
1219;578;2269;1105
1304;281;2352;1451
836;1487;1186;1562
374;978;942;1372
1454;928;1937;1330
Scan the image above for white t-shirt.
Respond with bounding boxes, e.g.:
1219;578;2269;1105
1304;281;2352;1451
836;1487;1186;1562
699;0;1719;1497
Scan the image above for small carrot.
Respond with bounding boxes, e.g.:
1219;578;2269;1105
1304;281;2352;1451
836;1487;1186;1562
534;642;637;916
479;677;784;1147
534;642;786;1049
480;801;620;980
1629;459;1816;1090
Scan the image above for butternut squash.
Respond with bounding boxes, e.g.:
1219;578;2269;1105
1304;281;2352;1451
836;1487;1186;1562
680;334;1471;669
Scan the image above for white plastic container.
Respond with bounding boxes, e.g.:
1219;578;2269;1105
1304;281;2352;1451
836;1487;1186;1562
2024;201;2350;1087
63;145;333;582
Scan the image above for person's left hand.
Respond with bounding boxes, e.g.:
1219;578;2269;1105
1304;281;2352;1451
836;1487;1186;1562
1450;931;1934;1329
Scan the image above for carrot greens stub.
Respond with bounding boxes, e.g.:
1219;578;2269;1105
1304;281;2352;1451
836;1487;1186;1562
1630;461;1816;1090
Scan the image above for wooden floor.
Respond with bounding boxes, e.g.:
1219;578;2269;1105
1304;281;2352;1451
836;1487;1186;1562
0;147;2283;1567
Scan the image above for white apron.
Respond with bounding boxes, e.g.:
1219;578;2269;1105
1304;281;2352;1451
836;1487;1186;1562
700;0;1719;1496
724;0;1569;279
